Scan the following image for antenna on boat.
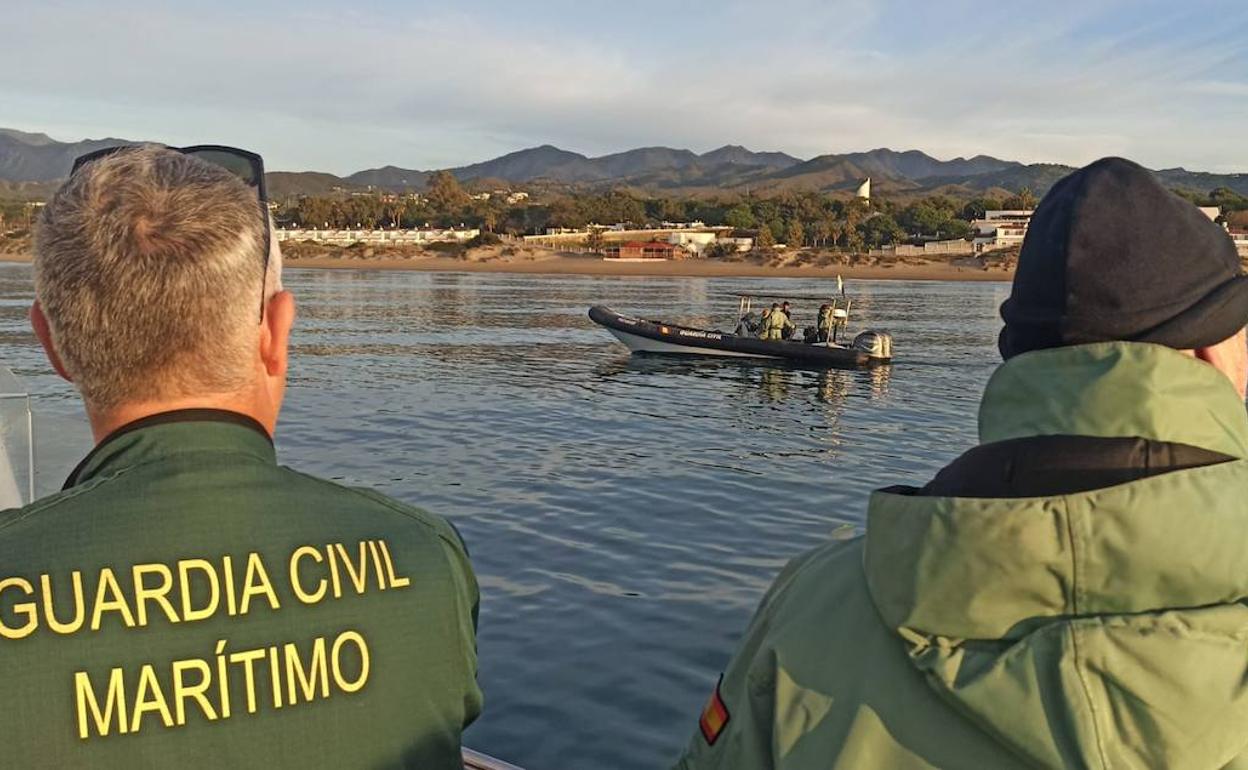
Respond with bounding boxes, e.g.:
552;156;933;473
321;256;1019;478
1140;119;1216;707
832;275;849;344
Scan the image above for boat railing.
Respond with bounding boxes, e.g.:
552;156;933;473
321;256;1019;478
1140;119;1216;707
463;748;525;770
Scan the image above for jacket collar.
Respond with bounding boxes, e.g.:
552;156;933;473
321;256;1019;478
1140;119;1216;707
978;341;1248;459
867;341;1248;640
64;409;274;489
864;342;1248;768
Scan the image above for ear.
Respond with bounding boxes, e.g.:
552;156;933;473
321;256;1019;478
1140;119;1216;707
29;301;73;382
259;290;296;378
1194;327;1248;400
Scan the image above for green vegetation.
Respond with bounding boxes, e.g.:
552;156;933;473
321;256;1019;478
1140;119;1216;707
0;200;38;232
424;170;469;212
465;231;502;248
10;168;1241;256
269;184;1000;250
703;241;740;259
754;223;776;253
1173;187;1248;214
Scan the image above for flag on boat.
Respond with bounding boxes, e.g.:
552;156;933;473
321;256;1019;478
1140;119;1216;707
837;274;844;295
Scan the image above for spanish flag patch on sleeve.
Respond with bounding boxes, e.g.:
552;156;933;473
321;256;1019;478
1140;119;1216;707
699;675;731;746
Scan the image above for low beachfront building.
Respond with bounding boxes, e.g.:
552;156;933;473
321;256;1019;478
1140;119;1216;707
668;231;717;255
524;225;733;249
972;209;1033;253
276;227;480;246
719;236;754;252
604;241;681;261
870;238;974;258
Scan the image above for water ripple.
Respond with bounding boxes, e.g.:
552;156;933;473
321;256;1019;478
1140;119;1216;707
0;264;1006;769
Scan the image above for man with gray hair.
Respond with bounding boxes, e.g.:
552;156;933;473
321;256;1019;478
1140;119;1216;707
1;145;481;768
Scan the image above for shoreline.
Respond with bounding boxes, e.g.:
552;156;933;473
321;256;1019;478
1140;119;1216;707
0;251;1015;283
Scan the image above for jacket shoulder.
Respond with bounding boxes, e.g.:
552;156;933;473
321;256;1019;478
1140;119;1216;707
674;536;1029;770
274;466;471;556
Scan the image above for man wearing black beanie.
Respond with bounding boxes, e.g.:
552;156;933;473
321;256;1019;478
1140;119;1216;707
675;158;1248;770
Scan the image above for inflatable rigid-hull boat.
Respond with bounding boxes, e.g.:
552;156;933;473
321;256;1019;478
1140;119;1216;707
588;306;892;368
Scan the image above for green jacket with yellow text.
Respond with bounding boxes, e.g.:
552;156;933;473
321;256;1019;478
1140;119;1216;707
0;411;481;769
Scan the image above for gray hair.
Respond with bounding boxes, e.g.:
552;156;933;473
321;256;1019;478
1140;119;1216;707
33;145;282;410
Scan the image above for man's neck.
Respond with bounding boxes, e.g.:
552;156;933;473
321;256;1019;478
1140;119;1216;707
88;395;275;445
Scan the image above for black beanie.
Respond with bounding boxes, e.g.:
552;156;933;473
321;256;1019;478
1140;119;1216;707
999;157;1248;359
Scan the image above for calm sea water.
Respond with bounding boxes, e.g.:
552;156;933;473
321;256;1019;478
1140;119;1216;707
0;264;1009;769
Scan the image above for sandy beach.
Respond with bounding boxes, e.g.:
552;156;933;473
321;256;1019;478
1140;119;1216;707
0;240;1016;282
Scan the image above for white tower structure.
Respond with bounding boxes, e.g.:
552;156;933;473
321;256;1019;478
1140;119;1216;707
855;178;871;201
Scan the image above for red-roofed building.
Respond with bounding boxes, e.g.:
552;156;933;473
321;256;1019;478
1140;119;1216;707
606;241;680;261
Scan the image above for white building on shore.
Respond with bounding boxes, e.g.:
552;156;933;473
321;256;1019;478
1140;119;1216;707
972;210;1033;253
276;228;480;246
667;231;717;255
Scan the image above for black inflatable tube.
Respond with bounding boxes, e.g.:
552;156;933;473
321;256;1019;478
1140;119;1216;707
588;306;887;369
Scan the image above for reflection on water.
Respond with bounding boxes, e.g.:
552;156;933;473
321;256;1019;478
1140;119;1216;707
593;356;892;404
0;264;1007;770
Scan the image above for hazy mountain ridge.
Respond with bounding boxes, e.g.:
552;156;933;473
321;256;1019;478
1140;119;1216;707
776;149;1019;182
344;144;802;189
3;127;1246;199
0;131;137;185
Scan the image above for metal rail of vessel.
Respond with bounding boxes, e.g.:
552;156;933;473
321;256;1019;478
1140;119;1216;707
463;748;525;770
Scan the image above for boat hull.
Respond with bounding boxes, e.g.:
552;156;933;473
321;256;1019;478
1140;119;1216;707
602;326;773;358
588;306;887;368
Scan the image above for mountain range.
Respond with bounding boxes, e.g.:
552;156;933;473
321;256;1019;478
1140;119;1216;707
3;127;1247;200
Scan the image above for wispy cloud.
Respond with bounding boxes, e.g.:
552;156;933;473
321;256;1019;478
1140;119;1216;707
1;0;1245;173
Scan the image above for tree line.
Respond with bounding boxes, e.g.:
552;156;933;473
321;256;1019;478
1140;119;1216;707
270;169;1239;251
1173;187;1248;214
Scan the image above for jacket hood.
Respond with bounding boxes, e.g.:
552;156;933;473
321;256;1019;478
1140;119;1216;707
865;342;1248;769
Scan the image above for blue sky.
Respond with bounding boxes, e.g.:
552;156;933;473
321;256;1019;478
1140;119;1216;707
3;0;1246;174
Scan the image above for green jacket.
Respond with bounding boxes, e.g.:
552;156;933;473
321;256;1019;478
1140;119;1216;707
675;342;1248;770
0;411;481;769
760;311;794;341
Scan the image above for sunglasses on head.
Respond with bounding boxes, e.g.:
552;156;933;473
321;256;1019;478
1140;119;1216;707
70;144;272;321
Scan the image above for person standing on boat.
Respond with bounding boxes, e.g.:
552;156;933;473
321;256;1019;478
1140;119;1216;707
4;146;481;768
816;303;834;342
780;301;795;339
673;158;1248;770
759;302;795;341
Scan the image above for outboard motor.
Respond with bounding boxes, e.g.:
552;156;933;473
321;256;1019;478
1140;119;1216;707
852;330;894;361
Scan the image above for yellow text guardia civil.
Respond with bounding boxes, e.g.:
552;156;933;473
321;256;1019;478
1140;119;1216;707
0;539;413;739
0;539;410;636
